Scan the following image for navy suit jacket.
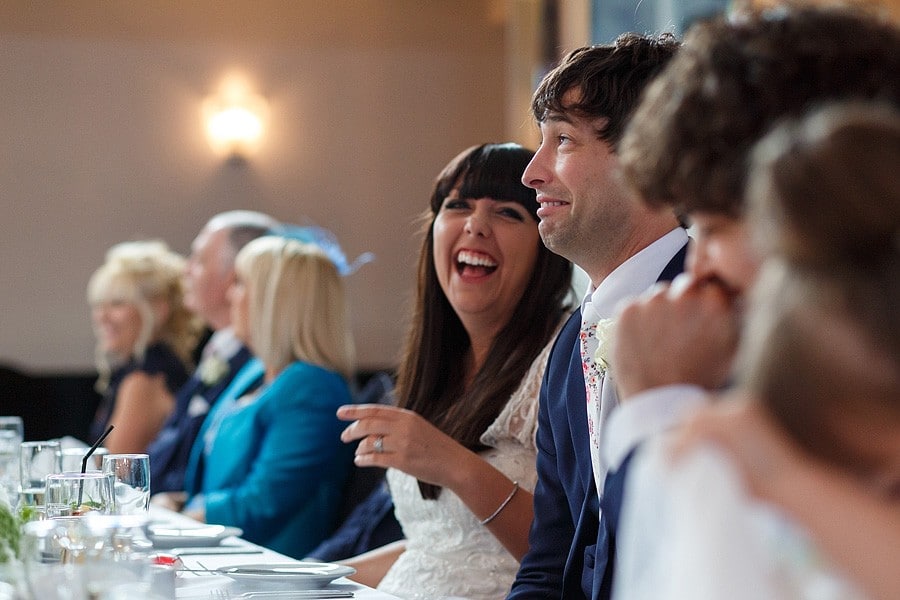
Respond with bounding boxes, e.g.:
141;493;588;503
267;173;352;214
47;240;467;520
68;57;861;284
509;244;686;600
148;345;256;494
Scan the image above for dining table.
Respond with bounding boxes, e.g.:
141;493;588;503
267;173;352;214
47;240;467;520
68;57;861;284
150;505;402;600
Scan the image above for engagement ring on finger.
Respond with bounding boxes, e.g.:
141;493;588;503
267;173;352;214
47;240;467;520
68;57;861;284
374;435;385;454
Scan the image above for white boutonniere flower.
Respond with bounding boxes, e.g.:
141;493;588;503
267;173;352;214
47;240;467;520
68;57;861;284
198;355;230;386
593;318;616;376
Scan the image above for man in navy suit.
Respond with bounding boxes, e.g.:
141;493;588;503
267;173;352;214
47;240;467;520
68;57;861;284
148;210;278;494
508;35;685;599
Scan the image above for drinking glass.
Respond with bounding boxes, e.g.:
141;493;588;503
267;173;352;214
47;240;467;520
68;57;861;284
102;454;150;514
21;517;90;600
0;417;23;503
61;446;109;473
22;514;159;600
44;472;114;518
81;513;160;599
19;440;63;513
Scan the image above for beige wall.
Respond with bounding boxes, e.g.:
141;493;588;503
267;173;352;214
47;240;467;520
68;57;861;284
0;1;545;372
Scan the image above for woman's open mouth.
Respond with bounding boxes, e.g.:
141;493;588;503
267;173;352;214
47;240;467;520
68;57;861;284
456;249;498;277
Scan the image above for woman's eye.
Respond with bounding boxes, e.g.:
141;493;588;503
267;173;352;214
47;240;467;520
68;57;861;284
498;207;526;221
558;134;571;145
442;198;469;211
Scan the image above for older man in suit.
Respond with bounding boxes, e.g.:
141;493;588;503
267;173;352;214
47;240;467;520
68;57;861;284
148;210;278;495
507;34;685;600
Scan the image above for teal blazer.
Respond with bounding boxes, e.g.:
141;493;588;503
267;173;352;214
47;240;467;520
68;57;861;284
184;359;354;558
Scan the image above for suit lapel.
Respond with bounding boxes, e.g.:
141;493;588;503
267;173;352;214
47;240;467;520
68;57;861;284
657;242;688;283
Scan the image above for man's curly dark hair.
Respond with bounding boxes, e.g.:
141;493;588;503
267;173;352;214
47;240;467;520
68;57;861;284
620;4;900;216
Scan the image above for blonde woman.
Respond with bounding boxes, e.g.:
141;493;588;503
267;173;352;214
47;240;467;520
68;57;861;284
181;235;356;559
88;240;199;453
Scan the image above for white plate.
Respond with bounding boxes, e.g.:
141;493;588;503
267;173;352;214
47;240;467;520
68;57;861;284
147;524;243;548
216;562;357;589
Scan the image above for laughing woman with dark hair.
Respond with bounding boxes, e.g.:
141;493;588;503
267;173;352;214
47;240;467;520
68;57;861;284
338;143;573;599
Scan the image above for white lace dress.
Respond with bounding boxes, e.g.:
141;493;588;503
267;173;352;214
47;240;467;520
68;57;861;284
377;340;553;600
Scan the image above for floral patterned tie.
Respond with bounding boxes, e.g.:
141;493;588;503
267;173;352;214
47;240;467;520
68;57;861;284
580;303;615;493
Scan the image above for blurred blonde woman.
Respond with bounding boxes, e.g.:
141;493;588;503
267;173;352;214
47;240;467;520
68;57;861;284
88;240;200;453
181;235;356;558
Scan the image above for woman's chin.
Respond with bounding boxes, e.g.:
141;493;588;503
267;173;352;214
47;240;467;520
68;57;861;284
100;344;132;362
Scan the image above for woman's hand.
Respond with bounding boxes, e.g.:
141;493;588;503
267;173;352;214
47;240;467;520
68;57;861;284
150;491;187;512
671;392;810;503
673;393;900;600
337;404;475;489
339;403;535;560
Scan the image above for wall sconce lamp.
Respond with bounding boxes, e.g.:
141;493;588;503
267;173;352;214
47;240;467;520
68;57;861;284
203;78;268;163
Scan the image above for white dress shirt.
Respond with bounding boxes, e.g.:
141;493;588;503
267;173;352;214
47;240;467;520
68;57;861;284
581;227;689;492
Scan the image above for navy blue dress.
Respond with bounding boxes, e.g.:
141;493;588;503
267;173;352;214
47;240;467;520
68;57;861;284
90;342;190;443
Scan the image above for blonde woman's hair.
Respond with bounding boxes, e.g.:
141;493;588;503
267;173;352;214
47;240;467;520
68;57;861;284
88;240;201;390
235;236;355;379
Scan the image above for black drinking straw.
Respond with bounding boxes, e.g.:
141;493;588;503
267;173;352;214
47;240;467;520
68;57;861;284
77;424;114;507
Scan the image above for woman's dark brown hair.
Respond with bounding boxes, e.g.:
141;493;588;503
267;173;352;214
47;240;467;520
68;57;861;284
739;103;900;470
395;143;573;499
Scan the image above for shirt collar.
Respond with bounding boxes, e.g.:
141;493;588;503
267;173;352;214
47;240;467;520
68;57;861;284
203;327;243;361
582;228;688;320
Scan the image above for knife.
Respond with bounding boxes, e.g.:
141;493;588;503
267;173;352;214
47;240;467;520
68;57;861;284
220;566;340;575
171;546;264;555
233;592;354;598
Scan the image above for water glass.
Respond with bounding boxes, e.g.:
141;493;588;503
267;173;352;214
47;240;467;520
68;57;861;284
19;440;63;510
80;513;159;599
21;517;90;600
22;513;160;600
0;417;23;503
61;446;109;473
45;472;114;518
102;454;150;514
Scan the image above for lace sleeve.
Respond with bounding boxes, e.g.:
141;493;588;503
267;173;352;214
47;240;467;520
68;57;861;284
481;327;559;451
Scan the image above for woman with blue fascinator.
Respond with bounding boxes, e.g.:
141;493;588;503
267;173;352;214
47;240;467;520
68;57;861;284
179;233;358;558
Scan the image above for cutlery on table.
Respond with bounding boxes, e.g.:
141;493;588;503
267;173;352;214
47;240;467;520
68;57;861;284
210;590;354;598
171;546;264;555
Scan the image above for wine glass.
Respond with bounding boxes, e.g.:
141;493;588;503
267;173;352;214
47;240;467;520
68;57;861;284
0;417;23;503
102;454;150;514
44;472;114;518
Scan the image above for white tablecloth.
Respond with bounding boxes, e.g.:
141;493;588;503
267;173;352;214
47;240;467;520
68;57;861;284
150;506;401;600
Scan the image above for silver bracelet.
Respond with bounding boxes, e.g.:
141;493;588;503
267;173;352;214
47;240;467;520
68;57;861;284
480;481;520;526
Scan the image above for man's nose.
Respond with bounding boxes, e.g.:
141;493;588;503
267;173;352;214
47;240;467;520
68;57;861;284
522;147;549;190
